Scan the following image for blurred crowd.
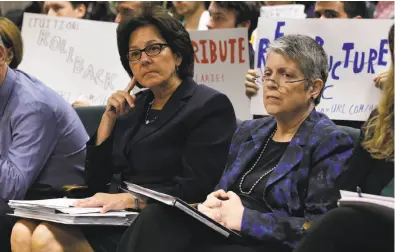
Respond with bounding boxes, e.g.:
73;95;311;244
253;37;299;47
0;1;394;31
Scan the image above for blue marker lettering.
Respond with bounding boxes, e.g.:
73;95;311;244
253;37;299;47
315;36;324;47
274;22;285;40
353;51;365;73
331;61;341;80
257;38;270;69
378;39;388;66
368;48;378;74
322;85;334;100
342;42;354;68
328;55;334;72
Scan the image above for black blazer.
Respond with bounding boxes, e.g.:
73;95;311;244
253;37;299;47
85;78;237;203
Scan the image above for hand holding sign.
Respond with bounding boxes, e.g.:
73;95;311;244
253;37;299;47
245;69;260;98
374;70;389;89
106;77;137;120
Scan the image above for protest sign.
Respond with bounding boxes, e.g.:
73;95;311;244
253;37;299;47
19;13;131;105
252;19;393;121
19;14;251;119
190;28;252;120
251;5;306;62
260;4;306;18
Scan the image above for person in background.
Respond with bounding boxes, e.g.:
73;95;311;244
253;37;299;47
11;4;236;252
43;1;113;107
0;17;88;252
172;1;209;31
0;17;23;69
0;16;25;252
0;15;87;199
43;1;88;19
293;24;394;252
374;1;394;19
207;1;261;69
114;1;144;23
313;1;368;19
43;1;114;21
116;34;354;252
113;2;165;24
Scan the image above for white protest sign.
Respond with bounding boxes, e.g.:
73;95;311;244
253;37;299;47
19;13;131;105
189;28;252;120
260;4;306;18
252;19;393;121
252;5;306;60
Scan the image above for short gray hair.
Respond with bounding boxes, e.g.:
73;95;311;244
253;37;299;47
268;34;328;105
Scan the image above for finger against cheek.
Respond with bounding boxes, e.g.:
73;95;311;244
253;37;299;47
125;95;135;108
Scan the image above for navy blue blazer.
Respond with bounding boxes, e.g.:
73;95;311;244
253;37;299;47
215;109;354;248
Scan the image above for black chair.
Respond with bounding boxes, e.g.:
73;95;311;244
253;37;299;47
52;106;106;198
337;125;361;148
236;118;244;128
73;106;106;137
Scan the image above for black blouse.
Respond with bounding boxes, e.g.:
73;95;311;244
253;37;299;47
233;139;289;212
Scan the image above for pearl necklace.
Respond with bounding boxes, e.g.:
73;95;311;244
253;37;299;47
238;129;277;195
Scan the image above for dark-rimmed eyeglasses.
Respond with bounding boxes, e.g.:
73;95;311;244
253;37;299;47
127;43;169;63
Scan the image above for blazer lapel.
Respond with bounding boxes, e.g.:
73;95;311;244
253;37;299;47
117;92;151;154
130;78;198;146
220;120;276;191
265;109;320;190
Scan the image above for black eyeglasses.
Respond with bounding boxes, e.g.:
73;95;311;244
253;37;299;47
127;43;169;63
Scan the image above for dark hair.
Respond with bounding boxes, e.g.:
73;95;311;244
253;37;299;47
389;24;394;64
70;1;89;8
117;4;194;88
213;2;261;39
342;1;368;18
71;1;114;21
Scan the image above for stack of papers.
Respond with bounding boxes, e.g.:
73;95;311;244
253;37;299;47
8;198;138;226
338;190;394;219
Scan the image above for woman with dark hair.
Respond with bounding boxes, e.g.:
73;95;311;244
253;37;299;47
293;24;394;252
10;4;236;252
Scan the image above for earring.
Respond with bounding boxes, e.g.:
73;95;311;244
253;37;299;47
310;97;315;101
